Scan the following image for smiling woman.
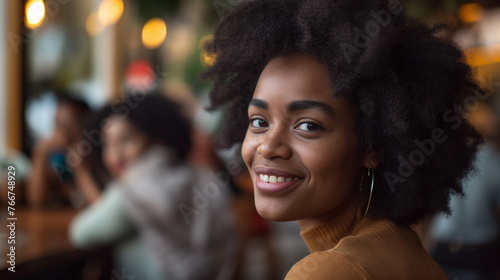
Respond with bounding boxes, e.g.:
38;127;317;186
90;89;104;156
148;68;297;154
243;55;364;228
201;0;484;279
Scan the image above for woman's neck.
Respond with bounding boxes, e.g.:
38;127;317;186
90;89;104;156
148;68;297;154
297;192;360;232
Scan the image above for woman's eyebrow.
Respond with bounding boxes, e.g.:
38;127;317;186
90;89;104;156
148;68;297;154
249;99;268;110
287;100;335;117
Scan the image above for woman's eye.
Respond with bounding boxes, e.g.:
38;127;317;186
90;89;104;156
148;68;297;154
297;122;323;132
250;118;269;128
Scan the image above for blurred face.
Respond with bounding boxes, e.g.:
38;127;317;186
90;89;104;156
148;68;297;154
54;103;83;146
101;116;152;178
242;55;371;229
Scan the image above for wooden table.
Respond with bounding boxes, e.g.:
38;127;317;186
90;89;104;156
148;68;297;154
0;208;78;270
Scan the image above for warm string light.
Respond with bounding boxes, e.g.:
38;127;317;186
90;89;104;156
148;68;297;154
98;0;124;26
458;3;484;24
142;18;167;49
86;0;124;36
199;34;216;67
25;0;46;29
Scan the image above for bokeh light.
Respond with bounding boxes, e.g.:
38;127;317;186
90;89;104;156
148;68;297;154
142;18;167;49
86;12;104;36
198;34;216;67
458;3;484;23
98;0;124;26
25;0;46;29
201;52;216;67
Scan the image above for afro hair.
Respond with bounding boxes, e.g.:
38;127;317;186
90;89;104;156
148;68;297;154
201;0;484;225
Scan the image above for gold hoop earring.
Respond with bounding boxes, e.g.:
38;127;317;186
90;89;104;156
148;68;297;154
363;164;375;219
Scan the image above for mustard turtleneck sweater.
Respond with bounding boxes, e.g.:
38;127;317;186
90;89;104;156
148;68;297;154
285;200;447;280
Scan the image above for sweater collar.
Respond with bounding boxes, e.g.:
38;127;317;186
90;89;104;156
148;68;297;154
300;199;364;253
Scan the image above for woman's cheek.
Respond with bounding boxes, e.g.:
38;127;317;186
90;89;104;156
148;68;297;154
241;131;257;166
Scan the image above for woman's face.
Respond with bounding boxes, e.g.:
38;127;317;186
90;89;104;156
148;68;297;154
242;55;372;228
101;116;151;178
54;103;83;146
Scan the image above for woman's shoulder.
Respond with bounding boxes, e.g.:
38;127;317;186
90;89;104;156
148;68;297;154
287;218;447;280
340;218;446;279
285;250;370;280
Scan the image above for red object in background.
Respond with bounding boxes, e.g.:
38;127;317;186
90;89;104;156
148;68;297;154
125;60;156;93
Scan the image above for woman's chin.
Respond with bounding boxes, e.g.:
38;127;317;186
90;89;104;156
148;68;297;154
255;201;298;222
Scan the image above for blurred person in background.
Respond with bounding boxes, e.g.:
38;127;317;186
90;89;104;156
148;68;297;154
430;100;500;280
69;93;237;280
26;95;91;209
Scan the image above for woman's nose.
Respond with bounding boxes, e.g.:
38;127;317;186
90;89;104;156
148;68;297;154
256;127;292;160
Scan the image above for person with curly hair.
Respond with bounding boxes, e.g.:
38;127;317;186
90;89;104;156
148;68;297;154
70;94;237;280
201;0;484;278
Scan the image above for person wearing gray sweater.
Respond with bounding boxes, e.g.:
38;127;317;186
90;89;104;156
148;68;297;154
69;94;238;280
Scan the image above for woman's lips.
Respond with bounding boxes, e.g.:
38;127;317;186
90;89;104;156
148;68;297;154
112;162;127;177
254;166;303;193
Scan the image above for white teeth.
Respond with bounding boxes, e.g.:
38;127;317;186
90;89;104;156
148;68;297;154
259;174;269;183
259;174;299;183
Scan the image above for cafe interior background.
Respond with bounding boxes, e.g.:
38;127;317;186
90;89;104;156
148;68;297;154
0;0;499;279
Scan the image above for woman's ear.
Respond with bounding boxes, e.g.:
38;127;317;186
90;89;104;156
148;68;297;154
363;150;379;169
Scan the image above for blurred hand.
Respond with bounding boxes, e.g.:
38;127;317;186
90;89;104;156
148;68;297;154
35;132;70;156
